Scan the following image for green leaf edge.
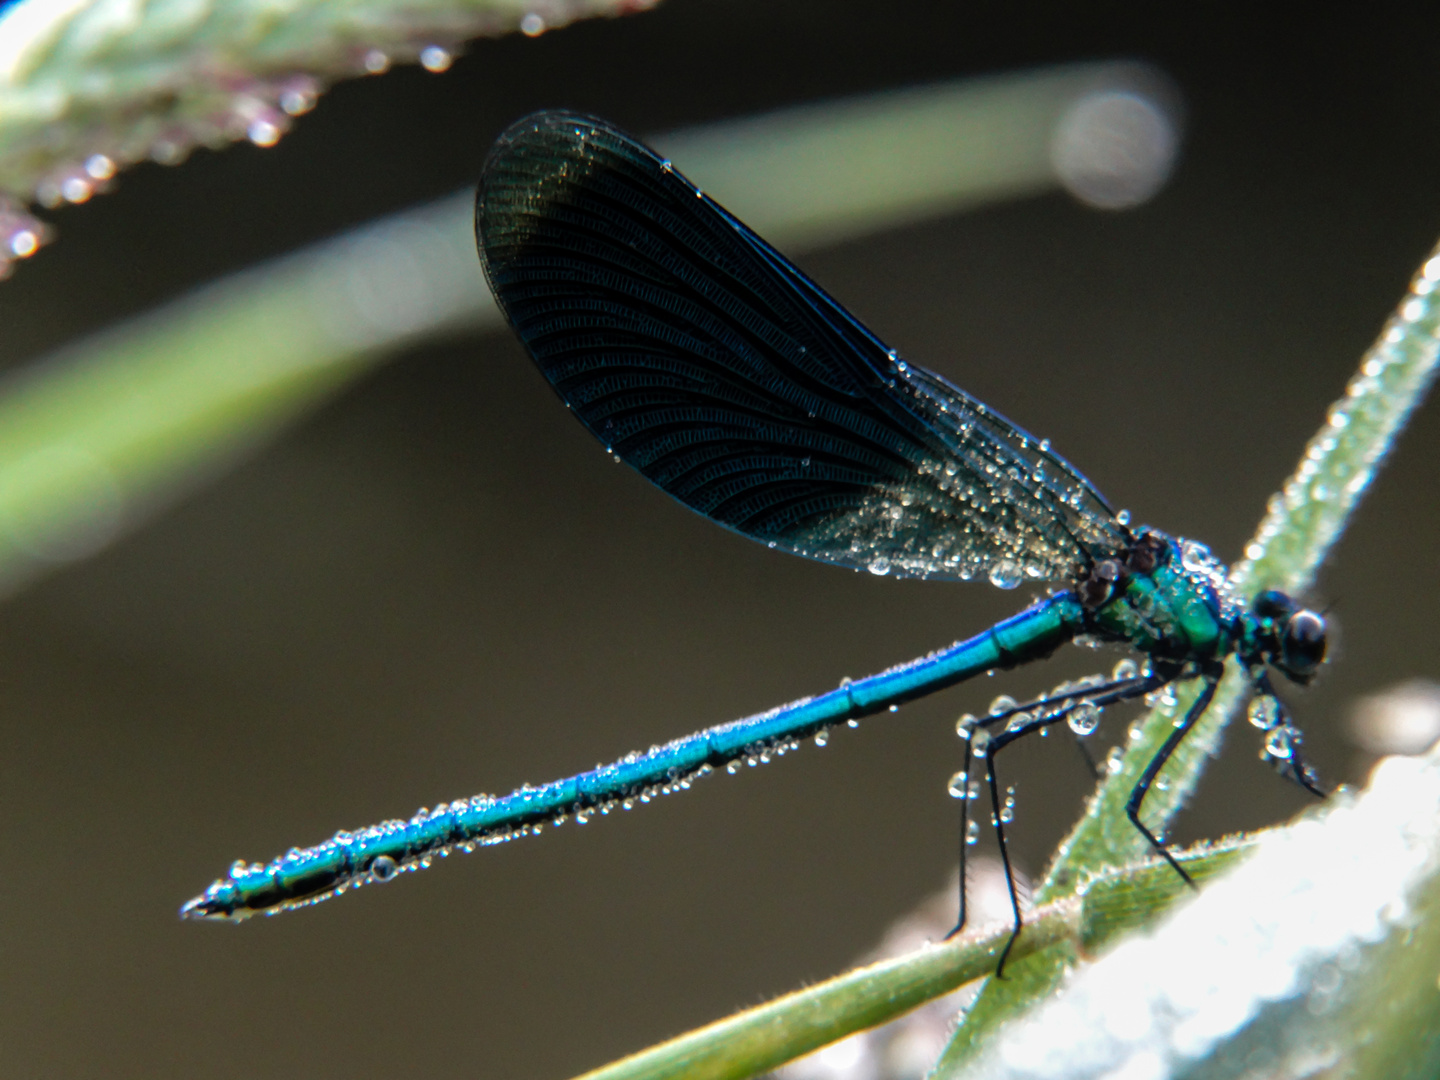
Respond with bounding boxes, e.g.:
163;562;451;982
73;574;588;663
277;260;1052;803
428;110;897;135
933;239;1440;1073
565;839;1256;1080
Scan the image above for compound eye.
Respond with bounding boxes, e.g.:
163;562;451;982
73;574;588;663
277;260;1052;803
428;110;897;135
1253;589;1297;621
1281;609;1327;677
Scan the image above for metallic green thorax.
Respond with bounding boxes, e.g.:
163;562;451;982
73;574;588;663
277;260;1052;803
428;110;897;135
1087;537;1229;663
1075;528;1324;686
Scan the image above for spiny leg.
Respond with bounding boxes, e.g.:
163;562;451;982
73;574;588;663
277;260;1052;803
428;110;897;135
1123;662;1225;889
982;738;1025;977
946;673;1151;943
1282;738;1327;800
948;734;976;937
955;667;1174;972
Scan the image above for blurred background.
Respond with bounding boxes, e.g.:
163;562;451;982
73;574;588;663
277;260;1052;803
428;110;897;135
2;3;1439;1078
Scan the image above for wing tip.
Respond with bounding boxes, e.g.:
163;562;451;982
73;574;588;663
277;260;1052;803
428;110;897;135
475;110;646;284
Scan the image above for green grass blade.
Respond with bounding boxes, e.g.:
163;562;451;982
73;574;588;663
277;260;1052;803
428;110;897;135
562;842;1255;1080
566;904;1079;1080
950;742;1440;1080
934;241;1440;1075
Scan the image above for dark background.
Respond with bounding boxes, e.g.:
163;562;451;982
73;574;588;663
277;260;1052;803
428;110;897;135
2;4;1438;1078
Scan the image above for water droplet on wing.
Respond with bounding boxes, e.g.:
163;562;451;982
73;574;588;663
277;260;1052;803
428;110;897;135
989;561;1022;589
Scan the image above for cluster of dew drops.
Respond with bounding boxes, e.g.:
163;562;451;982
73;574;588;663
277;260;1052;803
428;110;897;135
0;8;588;279
231;683;886;915
1246;692;1304;765
944;656;1168;839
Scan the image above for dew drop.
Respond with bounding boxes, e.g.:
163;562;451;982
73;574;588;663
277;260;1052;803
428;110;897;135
1248;696;1281;730
955;714;976;738
247;118;281;147
1112;658;1138;681
999;788;1016;824
84;154;116;181
363;49;391;74
64;175;94;202
370;855;398;882
1180;540;1214;573
520;12;547;35
9;229;39;258
813;731;828;747
989;560;1022;589
1265;726;1295;760
947;771;969;798
280;85;317;116
868;556;892;576
1068;701;1101;737
420;45;453;72
989;694;1018;716
965;820;981;845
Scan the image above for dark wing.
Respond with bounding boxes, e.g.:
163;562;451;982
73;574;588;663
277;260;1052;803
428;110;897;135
475;111;1128;584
